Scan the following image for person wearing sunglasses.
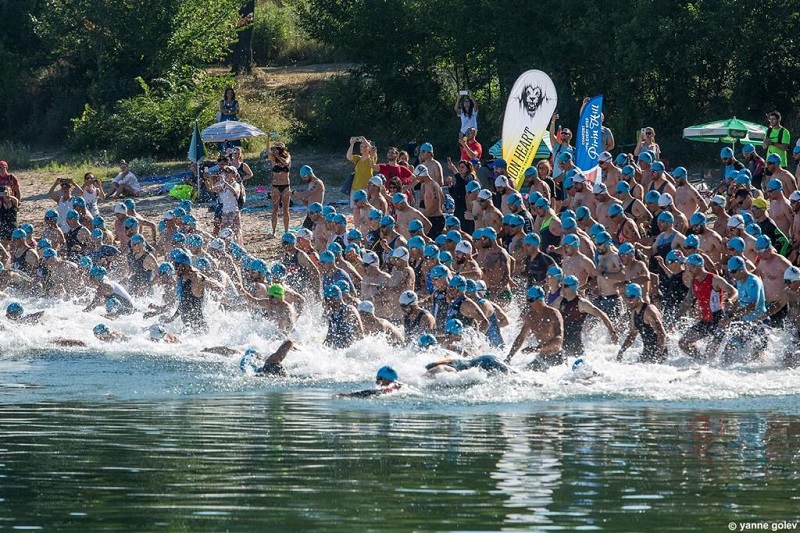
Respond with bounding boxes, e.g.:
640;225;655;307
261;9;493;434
617;283;668;364
633;127;661;160
762;111;791;166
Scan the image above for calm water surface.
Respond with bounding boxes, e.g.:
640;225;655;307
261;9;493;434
1;350;799;531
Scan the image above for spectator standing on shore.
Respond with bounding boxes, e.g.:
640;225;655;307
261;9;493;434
633;127;662;160
48;177;82;232
268;141;292;238
81;173;105;217
0;161;21;201
458;128;482;162
549;113;574;183
347;136;377;205
763;111;791;165
454;91;478;135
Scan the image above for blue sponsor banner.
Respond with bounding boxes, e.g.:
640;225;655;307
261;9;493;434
576;95;603;182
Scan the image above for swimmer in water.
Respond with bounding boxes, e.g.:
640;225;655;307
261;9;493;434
239;339;296;377
336;366;403;398
93;323;128;342
424;354;512;376
6;302;45;324
149;324;180;344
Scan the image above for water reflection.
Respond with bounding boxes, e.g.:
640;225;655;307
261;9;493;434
1;397;799;530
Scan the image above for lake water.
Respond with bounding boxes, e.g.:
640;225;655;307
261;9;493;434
1;298;800;530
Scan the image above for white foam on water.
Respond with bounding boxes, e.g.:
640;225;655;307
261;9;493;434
1;290;799;405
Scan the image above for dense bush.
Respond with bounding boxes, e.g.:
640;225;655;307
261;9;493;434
251;0;336;65
70;77;228;159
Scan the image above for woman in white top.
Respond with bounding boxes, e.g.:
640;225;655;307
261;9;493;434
454;91;478;135
81;172;105;217
48;177;83;232
108;160;141;198
213;166;243;244
633;127;662;159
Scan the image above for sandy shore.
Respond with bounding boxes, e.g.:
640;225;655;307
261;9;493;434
13;150;353;260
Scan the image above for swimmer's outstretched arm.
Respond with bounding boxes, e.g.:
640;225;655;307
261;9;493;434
264;340;295;365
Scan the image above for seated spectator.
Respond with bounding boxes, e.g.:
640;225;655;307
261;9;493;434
107;160;141;198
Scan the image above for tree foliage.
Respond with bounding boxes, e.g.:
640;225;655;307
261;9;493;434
301;0;800;158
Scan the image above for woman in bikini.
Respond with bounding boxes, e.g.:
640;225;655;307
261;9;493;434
268;141;292;238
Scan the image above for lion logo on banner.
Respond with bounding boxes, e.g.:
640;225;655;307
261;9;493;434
517;84;546;119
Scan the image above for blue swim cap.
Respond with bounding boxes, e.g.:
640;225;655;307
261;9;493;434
625;283;643;299
79;256;93;269
420;142;434;153
767;153;782;165
186;234;204;248
563;233;580;248
766;178;783;192
524;166;538;178
42;248;57;259
621;165;635;177
380;215;395;228
66;209;79;220
322;205;337;217
493;158;507;168
158;262;175;276
407;236;426;250
534;197;550;209
445;215;461;228
507;193;523;207
589;223;606;238
449;275;468;291
271;262;288;278
720;147;734;159
327;242;343;256
689;212;707;226
130;233;145;245
345;243;361;256
37;238;52;249
471;228;484;240
347;228;363;241
123;198;135;210
324;212;336;223
445;318;464;335
435;234;447;247
172;232;186;244
333;213;347;226
105;298;121;313
6;302;23;316
547;265;563;281
666;250;685;265
323;284;342;300
727;255;746;272
742;144;755;155
429;265;449;279
686;253;705;267
524;232;541;246
171;249;192;267
72;196;86;207
556;152;572;164
172;207;187;219
684;234;699;249
755;234;772;251
746;223;762;236
178;200;192;213
90;265;108;280
616;181;631;194
45;209;59;220
615;153;628;166
93;323;110;336
92;216;105;229
423;244;440;258
466;180;481;193
658;211;675;225
562;218;577;230
645;190;661;204
446;230;462;243
123;217;139;229
618;242;636;255
526;285;546;301
418;333;438;348
319;250;336;263
299;165;313;177
408;219;424;233
608;204;624;217
368;209;383;221
727;237;745;252
376;365;398;382
249;258;268;275
574;206;590;221
391;192;407;204
335;279;351;294
309;202;323;214
508;214;524;227
673;166;688;179
651;161;665;173
482;227;498;241
594;231;613;246
638;152;653;163
563;275;580;290
281;232;297;244
528;191;543;205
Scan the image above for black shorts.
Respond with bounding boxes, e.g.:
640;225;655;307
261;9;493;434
688;312;724;339
594;294;622;320
764;304;788;329
525;351;564;372
302;214;314;230
258;362;288;377
427;215;445;238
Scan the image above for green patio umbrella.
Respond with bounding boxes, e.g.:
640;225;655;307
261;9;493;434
682;117;767;145
188;119;206;197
